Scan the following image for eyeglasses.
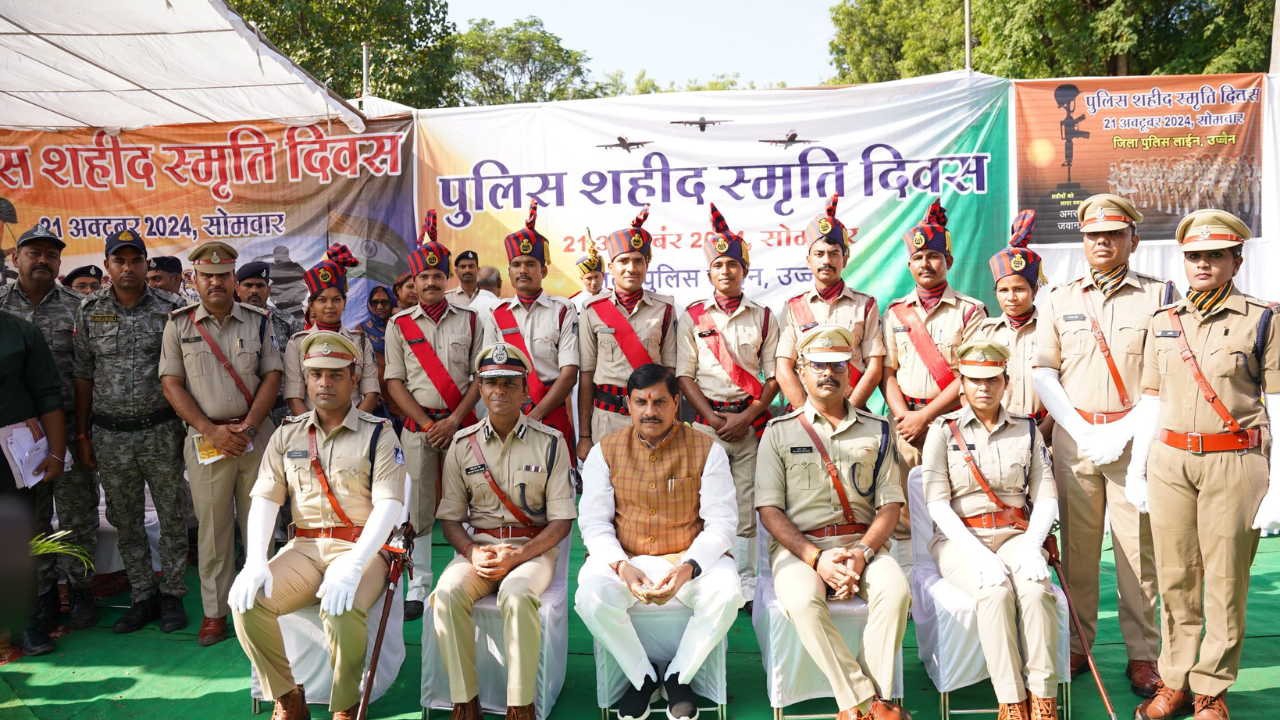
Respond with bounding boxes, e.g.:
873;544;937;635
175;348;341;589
368;299;392;307
805;360;849;374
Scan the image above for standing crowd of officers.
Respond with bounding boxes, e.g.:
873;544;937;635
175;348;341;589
3;191;1278;720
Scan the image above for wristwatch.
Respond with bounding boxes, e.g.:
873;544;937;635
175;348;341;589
244;425;259;439
853;543;875;563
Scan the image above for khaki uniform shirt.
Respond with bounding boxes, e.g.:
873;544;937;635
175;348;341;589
975;312;1044;417
579;290;678;387
481;294;579;385
0;282;83;414
675;295;779;402
252;407;406;529
921;406;1055;519
158;302;284;421
444;286;478;307
883;286;988;400
755;401;904;558
1142;289;1280;433
776;285;885;373
283;326;380;407
1034;269;1177;414
383;303;481;410
437;414;576;535
73;286;185;417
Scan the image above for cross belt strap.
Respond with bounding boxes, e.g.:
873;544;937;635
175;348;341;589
686;302;764;399
465;433;538;528
394;315;478;426
1080;286;1134;410
189;310;255;407
588;296;659;370
945;419;1029;530
797;415;859;526
309;426;355;529
891;303;956;393
1166;308;1243;433
493;304;576;454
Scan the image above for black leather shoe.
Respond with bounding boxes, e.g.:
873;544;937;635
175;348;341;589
662;671;700;720
19;627;55;656
158;594;188;633
404;600;424;622
67;586;98;629
617;669;661;720
34;589;61;631
113;594;160;634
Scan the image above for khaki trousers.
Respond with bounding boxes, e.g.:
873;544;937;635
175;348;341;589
1051;424;1160;660
1148;442;1267;697
890;430;920;574
231;538;389;711
932;529;1059;703
771;541;910;710
402;429;442;601
431;546;558;705
691;422;760;601
184;419;275;618
590;407;632;445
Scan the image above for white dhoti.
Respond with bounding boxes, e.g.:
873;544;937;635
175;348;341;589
574;553;743;689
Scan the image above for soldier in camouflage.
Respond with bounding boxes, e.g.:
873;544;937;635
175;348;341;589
73;230;190;634
237;261;304;429
0;224;100;631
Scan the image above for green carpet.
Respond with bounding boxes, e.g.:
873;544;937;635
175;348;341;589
5;533;1280;720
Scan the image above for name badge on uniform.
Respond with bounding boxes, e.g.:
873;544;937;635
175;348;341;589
697;329;717;338
1063;314;1086;322
1156;330;1181;338
286;450;308;459
599;327;616;334
407;337;426;345
893;326;908;333
465;464;487;475
90;314;117;322
500;328;520;335
950;443;976;451
790;446;814;454
181;336;203;344
799;322;818;332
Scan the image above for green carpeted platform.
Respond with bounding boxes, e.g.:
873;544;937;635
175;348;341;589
5;532;1280;720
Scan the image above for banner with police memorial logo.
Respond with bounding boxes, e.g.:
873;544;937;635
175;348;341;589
1015;73;1265;245
0;115;416;322
415;71;1011;311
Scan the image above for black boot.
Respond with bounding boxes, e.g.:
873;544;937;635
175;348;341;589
67;586;98;629
404;600;424;622
158;594;188;633
18;627;55;656
33;589;61;631
113;594;160;634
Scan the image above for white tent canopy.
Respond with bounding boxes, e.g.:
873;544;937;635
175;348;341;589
0;0;365;132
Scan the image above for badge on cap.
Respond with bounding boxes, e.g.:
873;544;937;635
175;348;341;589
821;336;833;349
1095;206;1106;222
149;259;156;268
519;238;533;254
912;231;926;249
318;268;332;283
973;350;988;362
120;230;133;241
817;218;832;235
321;342;332;355
1010;254;1027;272
493;343;509;363
32;225;54;238
211;251;221;263
1198;225;1211;239
426;251;439;266
630;232;644;249
715;238;729;253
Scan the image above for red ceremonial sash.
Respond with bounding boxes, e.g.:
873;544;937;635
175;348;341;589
789;294;864;387
493;304;576;450
891;302;956;395
394;314;478;426
588;296;658;370
686;302;763;399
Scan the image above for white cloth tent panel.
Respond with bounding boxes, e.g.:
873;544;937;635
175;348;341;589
0;0;363;131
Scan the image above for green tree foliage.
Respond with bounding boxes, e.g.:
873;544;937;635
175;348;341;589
830;0;1276;82
231;0;455;108
453;17;600;105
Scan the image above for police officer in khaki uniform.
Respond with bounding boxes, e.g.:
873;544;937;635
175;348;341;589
384;210;482;619
1125;210;1280;720
677;203;779;604
756;325;912;720
922;340;1059;720
1031;194;1174;694
160;240;283;646
576;205;677;461
229;331;406;720
445;250;481;306
978;211;1051;431
432;343;576;720
776;194;885;411
572;241;606;311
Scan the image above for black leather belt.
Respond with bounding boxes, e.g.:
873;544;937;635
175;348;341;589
91;408;179;432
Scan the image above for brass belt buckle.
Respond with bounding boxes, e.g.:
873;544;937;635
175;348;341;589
1186;432;1204;454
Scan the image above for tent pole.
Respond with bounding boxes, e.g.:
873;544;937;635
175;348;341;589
964;0;972;71
362;42;370;98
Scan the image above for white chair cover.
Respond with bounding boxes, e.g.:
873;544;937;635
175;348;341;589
593;599;729;708
421;530;573;720
906;466;1072;693
751;522;904;710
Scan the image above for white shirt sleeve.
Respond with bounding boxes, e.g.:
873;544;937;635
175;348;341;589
578;443;628;567
681;443;738;571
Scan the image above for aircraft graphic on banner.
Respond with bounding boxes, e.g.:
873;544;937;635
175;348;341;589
596;136;654;152
759;130;817;148
670;117;731;132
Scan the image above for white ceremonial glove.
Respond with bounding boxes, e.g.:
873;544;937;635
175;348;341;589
315;497;404;616
1123;396;1161;514
1252;393;1280;531
229;499;281;613
1086;416;1135;467
1033;367;1129;466
928;500;1009;588
970;546;1012;588
1008;498;1057;583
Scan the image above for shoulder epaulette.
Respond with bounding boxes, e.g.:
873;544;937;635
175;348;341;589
240;302;269;316
765;407;804;427
282;413;310;424
785;290;808;303
523;416;561;438
289;329;310;340
452;303;477;315
1242;295;1277;311
934;410;963;425
357;410;389;424
389;306;416;322
646;291;676;306
169;302;200;317
455;422;485;440
887;295;911;309
853;406;890;423
583;291;612;307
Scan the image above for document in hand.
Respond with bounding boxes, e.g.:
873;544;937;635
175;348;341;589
1;418;71;488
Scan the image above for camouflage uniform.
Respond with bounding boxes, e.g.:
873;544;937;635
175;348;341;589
266;306;304;428
0;281;98;593
73;285;188;601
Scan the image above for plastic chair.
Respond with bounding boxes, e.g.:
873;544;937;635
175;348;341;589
906;467;1072;720
420;530;573;720
752;521;905;720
